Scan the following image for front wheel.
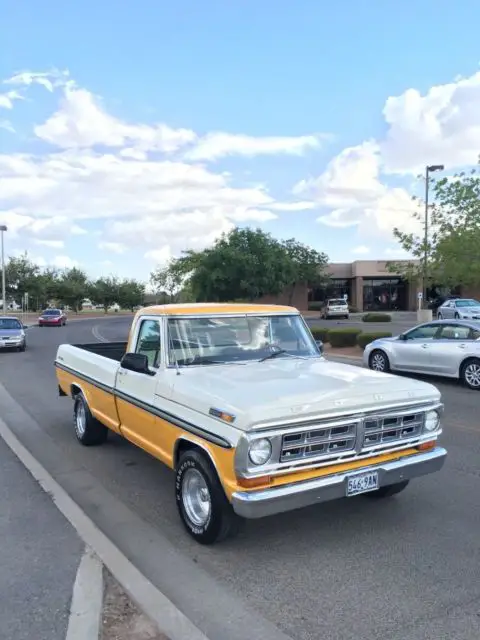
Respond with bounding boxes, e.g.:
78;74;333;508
369;349;390;373
460;358;480;390
175;450;243;545
367;480;409;498
454;312;460;319
437;312;443;320
73;393;108;445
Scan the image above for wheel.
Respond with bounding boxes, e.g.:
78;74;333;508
368;349;390;373
175;449;243;545
17;343;26;352
73;393;108;445
345;315;349;319
460;358;480;390
437;313;443;319
367;480;409;498
454;312;460;319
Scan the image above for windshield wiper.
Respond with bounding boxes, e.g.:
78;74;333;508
259;349;291;362
182;357;224;366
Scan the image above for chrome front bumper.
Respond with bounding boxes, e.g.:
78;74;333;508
231;447;447;519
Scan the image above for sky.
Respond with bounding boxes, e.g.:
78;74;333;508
1;0;480;283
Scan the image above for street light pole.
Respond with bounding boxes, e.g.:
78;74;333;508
0;225;7;313
423;165;444;309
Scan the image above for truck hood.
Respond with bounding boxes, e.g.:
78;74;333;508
172;357;440;431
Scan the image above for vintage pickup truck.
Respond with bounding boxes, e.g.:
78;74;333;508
55;303;447;545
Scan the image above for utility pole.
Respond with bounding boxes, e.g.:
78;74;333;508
0;225;7;313
423;165;444;308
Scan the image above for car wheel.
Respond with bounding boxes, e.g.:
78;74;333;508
366;480;409;498
437;312;443;320
460;358;480;390
175;449;243;545
73;393;109;445
17;343;26;352
454;312;460;319
369;349;390;373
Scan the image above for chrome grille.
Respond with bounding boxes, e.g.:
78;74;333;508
280;421;358;462
362;412;424;448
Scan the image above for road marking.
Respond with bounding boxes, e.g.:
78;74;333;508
0;417;210;640
66;548;103;640
91;324;110;343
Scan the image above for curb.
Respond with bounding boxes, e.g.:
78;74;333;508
0;416;208;640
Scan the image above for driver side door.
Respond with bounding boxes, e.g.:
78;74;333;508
393;323;439;373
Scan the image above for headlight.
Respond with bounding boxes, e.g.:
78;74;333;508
424;410;440;432
248;438;272;466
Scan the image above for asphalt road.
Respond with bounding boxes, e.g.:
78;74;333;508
0;434;84;640
0;317;479;640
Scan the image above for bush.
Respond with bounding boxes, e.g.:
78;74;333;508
362;312;392;323
357;332;393;350
327;328;362;348
310;326;330;343
308;301;324;311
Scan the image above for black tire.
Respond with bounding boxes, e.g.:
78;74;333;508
437;313;443;320
367;480;409;498
73;393;108;445
175;449;243;545
460;358;480;391
17;343;26;352
454;312;460;319
368;349;390;373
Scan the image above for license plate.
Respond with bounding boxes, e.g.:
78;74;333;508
346;471;379;496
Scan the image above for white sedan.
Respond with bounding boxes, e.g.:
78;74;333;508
363;319;480;390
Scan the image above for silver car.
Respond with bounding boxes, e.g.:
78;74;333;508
322;298;349;319
363;319;480;390
0;316;27;352
437;298;480;320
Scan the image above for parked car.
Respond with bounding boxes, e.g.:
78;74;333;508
364;319;480;390
55;303;446;545
38;308;67;327
0;316;27;351
321;298;349;319
437;298;480;320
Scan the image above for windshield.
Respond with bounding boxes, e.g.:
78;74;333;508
167;314;319;366
0;318;22;330
456;299;480;307
328;299;347;306
43;309;61;316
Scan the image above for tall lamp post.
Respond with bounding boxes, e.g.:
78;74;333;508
424;165;444;308
0;225;7;313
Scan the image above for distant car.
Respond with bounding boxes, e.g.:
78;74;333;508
0;316;27;352
437;298;480;320
321;298;349;319
38;308;67;327
363;319;480;390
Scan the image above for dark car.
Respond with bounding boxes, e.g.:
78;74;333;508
38;308;67;327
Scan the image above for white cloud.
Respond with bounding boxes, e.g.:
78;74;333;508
185;131;325;161
33;239;64;249
0;120;15;133
98;241;127;254
352;245;370;255
0;212;87;243
52;255;78;269
0;90;23;109
144;246;172;266
4;69;69;92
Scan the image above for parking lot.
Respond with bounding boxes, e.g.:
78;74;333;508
0;315;479;640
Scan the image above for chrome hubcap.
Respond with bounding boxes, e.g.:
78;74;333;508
182;468;211;527
371;353;386;371
465;363;480;388
75;401;86;436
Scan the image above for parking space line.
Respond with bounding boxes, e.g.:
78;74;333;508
66;548;103;640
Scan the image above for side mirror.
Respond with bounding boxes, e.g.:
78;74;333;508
315;339;324;354
120;352;152;375
399;333;407;341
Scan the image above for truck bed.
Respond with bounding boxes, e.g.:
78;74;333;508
71;341;128;362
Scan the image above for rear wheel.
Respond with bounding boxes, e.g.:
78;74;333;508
369;349;390;373
367;480;409;498
460;358;480;390
73;393;108;445
437;312;443;319
454;312;460;319
175;449;243;545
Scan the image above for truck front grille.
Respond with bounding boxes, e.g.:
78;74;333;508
280;421;358;462
362;412;424;448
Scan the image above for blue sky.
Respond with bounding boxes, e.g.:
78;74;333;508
1;0;480;282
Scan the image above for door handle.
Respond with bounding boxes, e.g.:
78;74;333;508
458;344;466;349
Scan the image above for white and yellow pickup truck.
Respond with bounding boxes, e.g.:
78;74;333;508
55;303;447;545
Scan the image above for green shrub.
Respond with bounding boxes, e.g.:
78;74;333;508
310;326;330;343
327;328;362;348
308;301;324;311
362;312;392;323
357;332;393;349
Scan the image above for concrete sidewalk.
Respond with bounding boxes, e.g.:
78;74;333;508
0;437;86;640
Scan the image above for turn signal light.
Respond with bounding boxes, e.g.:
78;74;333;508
417;440;435;451
237;476;272;489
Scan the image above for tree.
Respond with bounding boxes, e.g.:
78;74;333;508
56;268;90;312
389;165;480;292
118;278;145;311
150;260;184;302
151;227;329;303
89;276;120;312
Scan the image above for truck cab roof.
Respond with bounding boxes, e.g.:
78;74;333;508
135;303;297;317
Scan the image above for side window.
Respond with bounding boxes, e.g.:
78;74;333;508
435;324;471;340
470;328;480;340
405;324;439;340
135;320;161;368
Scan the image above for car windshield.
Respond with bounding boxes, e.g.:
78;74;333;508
328;299;347;306
456;299;479;307
43;309;61;316
0;318;22;330
167;314;319;366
